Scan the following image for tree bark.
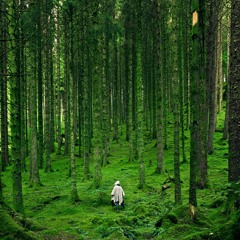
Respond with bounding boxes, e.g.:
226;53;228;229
0;0;9;171
228;0;240;182
155;0;164;174
9;0;24;213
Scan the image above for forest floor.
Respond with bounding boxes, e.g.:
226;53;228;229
2;111;240;239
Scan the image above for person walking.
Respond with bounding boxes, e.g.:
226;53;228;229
111;181;125;212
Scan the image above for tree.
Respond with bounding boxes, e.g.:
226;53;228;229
155;0;164;174
69;1;80;202
44;0;54;172
56;4;63;156
172;0;182;204
196;0;208;189
228;0;240;183
37;0;44;169
91;1;102;188
189;1;200;207
28;2;42;187
207;0;222;155
0;0;9;171
8;0;24;213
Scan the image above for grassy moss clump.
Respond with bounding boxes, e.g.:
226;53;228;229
0;205;40;240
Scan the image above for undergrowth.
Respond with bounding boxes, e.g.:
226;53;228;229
2;111;240;239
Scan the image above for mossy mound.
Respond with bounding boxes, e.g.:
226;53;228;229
0;205;39;240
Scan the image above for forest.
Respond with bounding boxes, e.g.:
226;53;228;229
0;0;240;239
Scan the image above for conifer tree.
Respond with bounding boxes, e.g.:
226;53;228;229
9;0;24;213
228;0;240;183
155;0;164;174
0;0;9;171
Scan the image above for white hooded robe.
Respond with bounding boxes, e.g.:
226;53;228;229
111;183;125;205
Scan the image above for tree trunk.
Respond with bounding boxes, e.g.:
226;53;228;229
9;0;24;213
197;0;208;189
189;2;200;207
228;0;240;182
92;2;102;189
155;0;164;174
0;0;9;171
44;0;53;173
207;0;218;155
29;50;41;187
173;0;182;204
56;6;63;156
37;0;44;169
223;11;231;140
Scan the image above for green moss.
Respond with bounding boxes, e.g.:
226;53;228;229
107;230;128;239
1;108;238;239
0;205;39;240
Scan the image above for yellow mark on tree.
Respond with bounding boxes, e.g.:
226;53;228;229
192;10;198;26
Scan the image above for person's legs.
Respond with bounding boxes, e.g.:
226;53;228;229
115;201;119;212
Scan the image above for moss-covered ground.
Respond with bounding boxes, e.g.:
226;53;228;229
1;111;240;239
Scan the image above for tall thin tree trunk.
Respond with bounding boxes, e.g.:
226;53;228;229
44;0;53;172
207;0;218;155
9;0;24;213
189;3;200;207
228;0;240;183
37;0;44;169
56;6;62;156
173;0;182;204
70;14;80;202
223;11;231;140
0;0;9;171
29;49;41;187
155;0;164;174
